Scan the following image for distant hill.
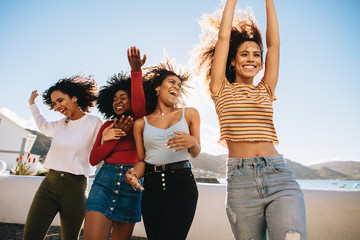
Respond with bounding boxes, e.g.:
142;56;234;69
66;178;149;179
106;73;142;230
190;153;357;180
285;159;323;179
190;152;227;175
309;161;360;179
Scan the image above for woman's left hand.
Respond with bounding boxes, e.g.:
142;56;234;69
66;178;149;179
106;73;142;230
166;131;198;152
29;90;39;105
125;168;144;190
113;115;134;133
127;46;147;71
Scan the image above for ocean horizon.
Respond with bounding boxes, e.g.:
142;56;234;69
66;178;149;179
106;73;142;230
216;179;360;191
296;179;360;191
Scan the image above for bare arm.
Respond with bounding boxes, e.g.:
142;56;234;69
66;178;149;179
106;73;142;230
210;0;237;94
125;118;146;190
262;0;280;94
187;108;201;158
166;108;201;158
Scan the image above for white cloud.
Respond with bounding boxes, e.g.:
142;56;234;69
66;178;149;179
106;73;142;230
0;107;38;131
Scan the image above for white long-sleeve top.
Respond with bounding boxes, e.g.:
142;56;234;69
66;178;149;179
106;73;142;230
30;104;102;177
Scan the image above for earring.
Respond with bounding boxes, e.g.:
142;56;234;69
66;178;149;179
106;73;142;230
156;91;159;96
228;65;235;72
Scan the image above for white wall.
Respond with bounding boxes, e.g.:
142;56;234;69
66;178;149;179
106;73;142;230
0;118;27;150
0;114;36;170
0;175;359;240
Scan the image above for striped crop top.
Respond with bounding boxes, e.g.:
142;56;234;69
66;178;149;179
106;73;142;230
211;78;279;146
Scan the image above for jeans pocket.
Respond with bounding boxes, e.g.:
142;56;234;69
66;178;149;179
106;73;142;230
226;166;237;182
171;168;193;178
271;162;293;175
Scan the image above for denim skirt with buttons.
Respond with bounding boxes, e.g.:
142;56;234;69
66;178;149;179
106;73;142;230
85;162;143;223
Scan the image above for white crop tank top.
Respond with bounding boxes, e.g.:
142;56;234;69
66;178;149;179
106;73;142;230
143;108;189;165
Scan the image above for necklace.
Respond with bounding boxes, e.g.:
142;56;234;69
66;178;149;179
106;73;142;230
154;108;175;116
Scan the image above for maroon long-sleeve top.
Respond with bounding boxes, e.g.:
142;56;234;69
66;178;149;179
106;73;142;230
89;71;146;166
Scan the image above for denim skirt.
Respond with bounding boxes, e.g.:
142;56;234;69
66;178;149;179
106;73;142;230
85;162;143;223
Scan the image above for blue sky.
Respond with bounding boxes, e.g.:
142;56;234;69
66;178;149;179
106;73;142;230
1;0;360;165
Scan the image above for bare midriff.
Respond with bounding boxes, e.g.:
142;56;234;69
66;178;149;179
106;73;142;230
226;140;279;159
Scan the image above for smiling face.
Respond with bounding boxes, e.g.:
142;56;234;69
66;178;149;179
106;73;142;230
155;75;181;106
50;90;81;120
232;41;262;83
112;89;131;116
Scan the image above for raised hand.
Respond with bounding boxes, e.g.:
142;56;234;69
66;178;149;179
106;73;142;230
165;131;198;152
127;46;147;71
29;90;39;105
113;115;134;133
125;168;144;190
102;122;126;142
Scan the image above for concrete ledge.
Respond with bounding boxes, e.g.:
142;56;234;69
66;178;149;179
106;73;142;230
1;175;360;240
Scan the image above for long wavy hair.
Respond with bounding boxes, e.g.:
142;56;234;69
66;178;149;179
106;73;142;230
143;55;190;114
42;74;98;112
97;72;132;120
192;7;263;89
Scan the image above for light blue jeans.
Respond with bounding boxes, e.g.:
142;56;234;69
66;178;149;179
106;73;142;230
226;154;306;240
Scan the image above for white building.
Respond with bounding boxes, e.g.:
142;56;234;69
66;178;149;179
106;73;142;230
0;112;37;170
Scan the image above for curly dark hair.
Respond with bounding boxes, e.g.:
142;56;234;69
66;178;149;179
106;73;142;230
143;57;190;114
42;74;97;112
192;8;263;87
97;72;132;120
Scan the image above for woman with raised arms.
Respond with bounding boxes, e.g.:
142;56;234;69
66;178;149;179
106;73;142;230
192;0;307;239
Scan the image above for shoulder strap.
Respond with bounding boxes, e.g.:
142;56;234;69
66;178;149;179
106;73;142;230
181;108;185;119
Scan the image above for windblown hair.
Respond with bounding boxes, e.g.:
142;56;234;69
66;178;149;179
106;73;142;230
143;56;190;114
42;74;98;112
192;7;263;87
97;72;132;120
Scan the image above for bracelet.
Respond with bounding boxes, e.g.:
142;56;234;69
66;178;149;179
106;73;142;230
125;175;130;184
133;172;139;179
125;169;133;184
125;169;141;188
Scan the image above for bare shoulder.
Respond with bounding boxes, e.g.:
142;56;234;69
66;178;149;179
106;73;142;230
184;107;200;119
134;117;145;129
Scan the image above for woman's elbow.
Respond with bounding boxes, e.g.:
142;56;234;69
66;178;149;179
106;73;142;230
190;146;201;159
89;154;98;166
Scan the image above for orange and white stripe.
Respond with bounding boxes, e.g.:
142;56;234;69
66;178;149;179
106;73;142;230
211;79;279;147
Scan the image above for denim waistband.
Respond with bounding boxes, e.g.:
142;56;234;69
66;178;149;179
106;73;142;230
227;154;285;168
102;162;134;171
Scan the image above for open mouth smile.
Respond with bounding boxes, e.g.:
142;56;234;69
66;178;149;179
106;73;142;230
169;90;178;96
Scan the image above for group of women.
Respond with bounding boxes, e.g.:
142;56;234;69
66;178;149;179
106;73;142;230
22;1;307;240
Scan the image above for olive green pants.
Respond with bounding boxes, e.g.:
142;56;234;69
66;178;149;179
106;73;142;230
23;170;88;240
